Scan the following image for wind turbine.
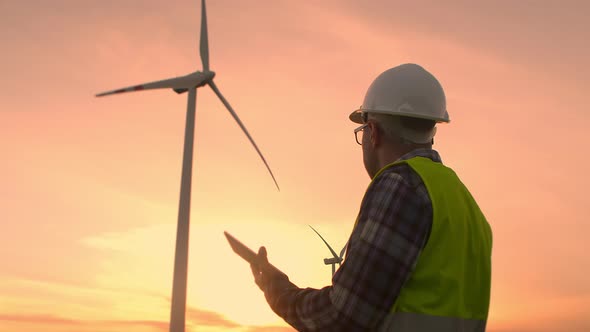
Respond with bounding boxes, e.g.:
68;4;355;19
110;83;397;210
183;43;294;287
308;225;346;276
96;1;279;331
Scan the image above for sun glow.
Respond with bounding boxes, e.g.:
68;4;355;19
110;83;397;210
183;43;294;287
77;217;340;327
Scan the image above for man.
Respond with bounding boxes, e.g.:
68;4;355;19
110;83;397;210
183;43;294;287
251;63;492;331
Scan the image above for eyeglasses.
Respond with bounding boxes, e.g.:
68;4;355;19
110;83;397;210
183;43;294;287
354;123;368;145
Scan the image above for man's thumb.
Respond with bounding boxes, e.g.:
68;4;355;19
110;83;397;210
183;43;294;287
258;246;268;262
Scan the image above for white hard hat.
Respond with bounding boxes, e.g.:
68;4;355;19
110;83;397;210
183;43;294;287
349;63;449;124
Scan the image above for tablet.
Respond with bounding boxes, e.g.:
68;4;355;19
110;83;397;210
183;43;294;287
224;231;283;274
224;231;257;264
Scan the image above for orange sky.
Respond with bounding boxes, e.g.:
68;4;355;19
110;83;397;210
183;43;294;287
1;1;589;331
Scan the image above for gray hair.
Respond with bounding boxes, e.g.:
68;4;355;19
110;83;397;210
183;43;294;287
367;113;437;145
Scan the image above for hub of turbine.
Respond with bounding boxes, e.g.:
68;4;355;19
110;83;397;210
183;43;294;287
197;70;216;87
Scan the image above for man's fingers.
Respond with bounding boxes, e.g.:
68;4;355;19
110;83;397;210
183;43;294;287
250;263;260;275
250;246;271;291
258;246;268;262
251;247;268;271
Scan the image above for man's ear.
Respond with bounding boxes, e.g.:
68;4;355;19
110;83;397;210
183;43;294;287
369;122;380;146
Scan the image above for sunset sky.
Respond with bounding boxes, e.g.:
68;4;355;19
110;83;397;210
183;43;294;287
1;1;589;331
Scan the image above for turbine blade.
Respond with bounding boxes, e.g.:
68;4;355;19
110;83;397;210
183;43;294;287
208;80;280;191
200;0;210;72
308;225;340;260
339;241;348;259
96;74;199;97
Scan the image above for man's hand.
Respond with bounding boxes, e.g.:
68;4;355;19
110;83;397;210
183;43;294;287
250;246;298;319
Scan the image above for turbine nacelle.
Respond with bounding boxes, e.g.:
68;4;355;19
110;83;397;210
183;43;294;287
324;257;343;265
173;71;216;94
192;70;216;87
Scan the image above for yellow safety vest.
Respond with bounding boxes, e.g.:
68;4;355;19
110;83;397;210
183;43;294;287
373;156;492;331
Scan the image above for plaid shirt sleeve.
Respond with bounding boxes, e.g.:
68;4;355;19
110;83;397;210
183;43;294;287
262;157;434;331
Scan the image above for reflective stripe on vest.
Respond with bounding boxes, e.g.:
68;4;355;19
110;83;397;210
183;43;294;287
377;312;486;332
371;156;492;331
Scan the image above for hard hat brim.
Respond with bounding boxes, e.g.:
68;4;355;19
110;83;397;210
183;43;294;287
349;108;450;124
349;109;364;124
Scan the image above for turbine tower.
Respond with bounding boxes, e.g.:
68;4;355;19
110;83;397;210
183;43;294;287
96;1;279;331
308;225;346;276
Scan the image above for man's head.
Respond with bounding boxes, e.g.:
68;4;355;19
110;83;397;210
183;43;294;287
351;64;448;178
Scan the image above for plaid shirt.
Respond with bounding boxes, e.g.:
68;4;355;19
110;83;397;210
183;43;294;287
262;148;441;331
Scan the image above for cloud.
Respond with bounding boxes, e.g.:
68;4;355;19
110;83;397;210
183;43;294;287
186;307;240;328
0;314;168;331
0;311;296;332
0;314;82;326
187;299;295;331
244;326;295;332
